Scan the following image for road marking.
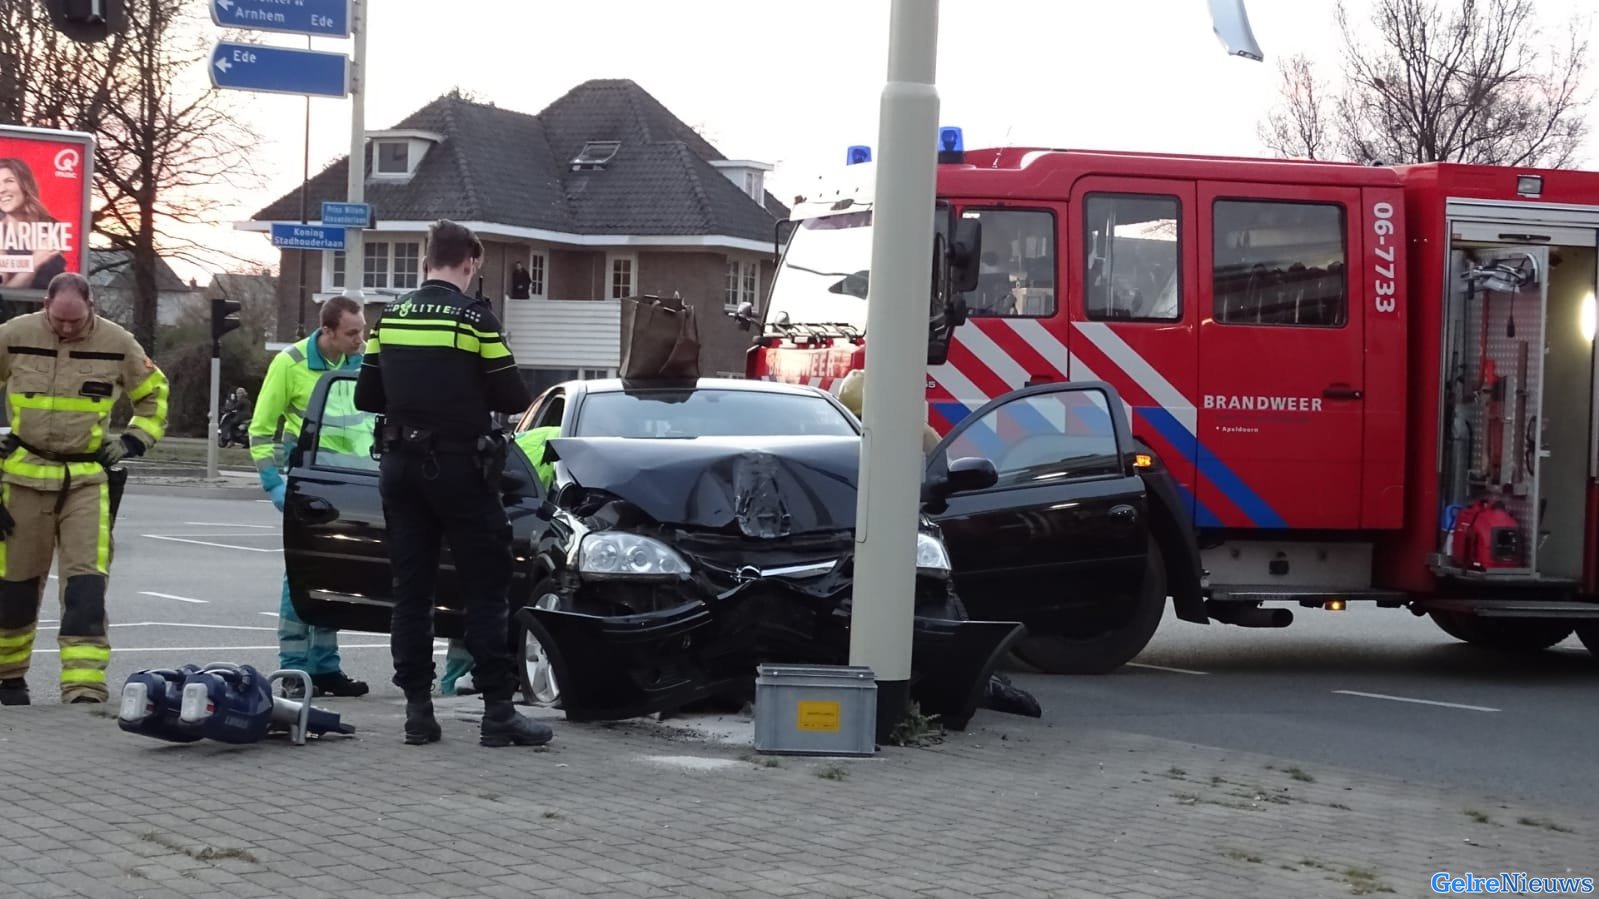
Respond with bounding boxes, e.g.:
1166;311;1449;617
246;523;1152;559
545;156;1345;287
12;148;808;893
32;643;397;654
1332;690;1500;713
259;612;278;618
183;522;275;529
37;621;278;633
139;591;207;605
1127;662;1209;676
141;535;277;553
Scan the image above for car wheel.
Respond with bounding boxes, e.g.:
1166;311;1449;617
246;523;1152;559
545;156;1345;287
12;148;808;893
517;580;565;706
1429;611;1573;651
1012;542;1166;675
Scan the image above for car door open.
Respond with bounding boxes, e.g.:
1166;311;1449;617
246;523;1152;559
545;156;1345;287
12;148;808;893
928;380;1150;635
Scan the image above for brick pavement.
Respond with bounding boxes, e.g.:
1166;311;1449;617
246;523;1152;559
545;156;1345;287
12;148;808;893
0;694;1592;898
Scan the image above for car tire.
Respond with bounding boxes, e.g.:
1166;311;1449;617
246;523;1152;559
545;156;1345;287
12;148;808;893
1429;611;1573;652
1012;542;1166;675
516;579;566;707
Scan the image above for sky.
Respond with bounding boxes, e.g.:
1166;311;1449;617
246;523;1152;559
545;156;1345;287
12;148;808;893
173;0;1599;283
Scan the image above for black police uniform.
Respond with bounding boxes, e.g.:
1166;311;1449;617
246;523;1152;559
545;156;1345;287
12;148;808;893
353;277;544;746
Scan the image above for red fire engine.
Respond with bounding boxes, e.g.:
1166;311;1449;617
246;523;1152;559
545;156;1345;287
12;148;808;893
745;138;1599;668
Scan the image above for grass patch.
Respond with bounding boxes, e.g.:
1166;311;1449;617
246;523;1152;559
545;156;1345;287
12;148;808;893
1166;767;1188;778
1223;847;1263;864
1283;766;1315;783
1328;802;1352;811
739;751;784;768
1341;865;1395;895
139;831;257;864
541;810;559;819
1517;816;1574;833
1465;809;1494;825
887;702;945;748
140;439;253;468
815;764;849;781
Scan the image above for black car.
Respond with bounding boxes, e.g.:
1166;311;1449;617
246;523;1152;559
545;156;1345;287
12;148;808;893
285;375;1167;724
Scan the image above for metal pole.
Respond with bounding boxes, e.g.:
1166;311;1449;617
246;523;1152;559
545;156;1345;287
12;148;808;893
848;0;940;742
207;348;220;481
344;0;366;301
297;34;311;337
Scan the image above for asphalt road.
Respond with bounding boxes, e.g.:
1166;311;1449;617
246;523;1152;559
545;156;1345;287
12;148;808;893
1025;601;1599;811
17;487;421;706
15;487;1598;812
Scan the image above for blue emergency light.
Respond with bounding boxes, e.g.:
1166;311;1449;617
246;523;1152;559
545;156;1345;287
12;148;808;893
938;126;964;163
846;145;872;165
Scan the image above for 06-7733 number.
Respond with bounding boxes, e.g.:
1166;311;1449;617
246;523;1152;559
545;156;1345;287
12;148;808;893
1372;201;1397;313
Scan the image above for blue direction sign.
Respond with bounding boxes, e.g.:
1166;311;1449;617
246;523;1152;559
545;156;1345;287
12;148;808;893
321;202;371;228
210;0;351;38
271;223;346;251
210;42;349;99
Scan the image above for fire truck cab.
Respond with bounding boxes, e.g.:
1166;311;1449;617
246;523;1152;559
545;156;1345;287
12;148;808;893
748;142;1599;669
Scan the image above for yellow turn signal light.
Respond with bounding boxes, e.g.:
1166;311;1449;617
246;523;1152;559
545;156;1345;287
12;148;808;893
1133;453;1154;469
1326;599;1347;611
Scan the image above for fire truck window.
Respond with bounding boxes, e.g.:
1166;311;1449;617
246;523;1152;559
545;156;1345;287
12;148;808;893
1084;194;1181;322
959;208;1055;317
1213;200;1347;327
944;389;1121;489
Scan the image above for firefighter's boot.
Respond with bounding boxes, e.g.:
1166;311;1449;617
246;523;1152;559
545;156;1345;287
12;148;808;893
479;701;553;747
403;697;440;745
0;678;28;706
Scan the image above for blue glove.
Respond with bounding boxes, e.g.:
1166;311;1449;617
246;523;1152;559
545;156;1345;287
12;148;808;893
269;482;286;511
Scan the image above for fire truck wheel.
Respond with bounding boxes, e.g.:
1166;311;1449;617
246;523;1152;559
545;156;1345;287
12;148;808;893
1574;623;1599;658
1012;543;1167;675
1428;611;1573;652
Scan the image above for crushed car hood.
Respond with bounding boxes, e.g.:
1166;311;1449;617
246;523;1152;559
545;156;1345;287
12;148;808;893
545;436;861;538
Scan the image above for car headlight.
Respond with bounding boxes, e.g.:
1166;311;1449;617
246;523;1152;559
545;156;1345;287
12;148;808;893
916;532;951;576
578;533;691;579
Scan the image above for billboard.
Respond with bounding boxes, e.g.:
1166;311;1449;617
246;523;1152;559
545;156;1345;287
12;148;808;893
0;125;95;298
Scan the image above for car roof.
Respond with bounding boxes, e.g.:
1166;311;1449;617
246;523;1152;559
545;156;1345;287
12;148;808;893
564;377;834;399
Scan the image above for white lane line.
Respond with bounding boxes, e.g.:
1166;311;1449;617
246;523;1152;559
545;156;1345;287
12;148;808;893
37;621;277;633
183;522;275;529
1127;662;1209;676
1333;690;1500;713
141;535;276;553
32;643;397;654
139;591;207;605
259;612;278;618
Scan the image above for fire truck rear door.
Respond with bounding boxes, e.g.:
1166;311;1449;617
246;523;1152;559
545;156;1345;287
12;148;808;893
1197;182;1365;529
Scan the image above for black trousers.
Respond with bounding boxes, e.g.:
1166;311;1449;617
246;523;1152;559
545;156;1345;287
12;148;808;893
379;449;516;702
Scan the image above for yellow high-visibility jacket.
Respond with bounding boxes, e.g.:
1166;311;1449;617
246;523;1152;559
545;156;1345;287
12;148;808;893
0;312;168;491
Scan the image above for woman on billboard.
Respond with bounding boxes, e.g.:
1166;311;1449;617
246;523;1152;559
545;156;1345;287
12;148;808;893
0;157;69;290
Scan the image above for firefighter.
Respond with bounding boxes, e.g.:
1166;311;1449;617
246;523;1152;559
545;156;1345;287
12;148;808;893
354;219;551;748
0;272;168;706
249;294;370;699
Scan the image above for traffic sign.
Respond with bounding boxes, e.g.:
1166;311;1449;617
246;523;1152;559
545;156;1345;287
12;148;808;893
321;202;372;228
210;0;351;38
271;223;346;251
209;42;349;98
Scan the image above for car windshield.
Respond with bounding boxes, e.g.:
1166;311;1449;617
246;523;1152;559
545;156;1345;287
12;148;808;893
573;389;858;439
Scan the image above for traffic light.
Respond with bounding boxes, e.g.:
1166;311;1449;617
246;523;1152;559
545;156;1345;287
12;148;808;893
44;0;129;45
211;298;242;344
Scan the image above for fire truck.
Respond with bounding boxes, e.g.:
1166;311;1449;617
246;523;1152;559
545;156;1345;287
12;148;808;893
744;136;1599;671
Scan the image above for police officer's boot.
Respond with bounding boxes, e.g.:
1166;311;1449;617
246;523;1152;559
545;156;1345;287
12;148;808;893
0;678;28;706
403;696;441;745
479;700;553;747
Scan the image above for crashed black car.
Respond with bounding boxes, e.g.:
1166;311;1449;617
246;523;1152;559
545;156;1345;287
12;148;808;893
285;375;1161;726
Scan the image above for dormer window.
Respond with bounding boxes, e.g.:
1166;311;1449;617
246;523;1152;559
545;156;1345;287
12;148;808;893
376;141;409;174
571;140;621;171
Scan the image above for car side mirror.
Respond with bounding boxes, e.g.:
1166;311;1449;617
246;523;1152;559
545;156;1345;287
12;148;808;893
946;455;997;495
949;218;982;293
729;300;757;332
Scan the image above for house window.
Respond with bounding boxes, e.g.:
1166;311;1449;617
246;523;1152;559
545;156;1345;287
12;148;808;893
333;240;422;292
528;252;545;297
725;258;759;309
376;141;408;174
744;171;760;198
609;254;635;299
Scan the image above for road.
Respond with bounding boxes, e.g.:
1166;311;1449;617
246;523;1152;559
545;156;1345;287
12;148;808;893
18;488;1598;813
19;487;419;705
1025;601;1599;810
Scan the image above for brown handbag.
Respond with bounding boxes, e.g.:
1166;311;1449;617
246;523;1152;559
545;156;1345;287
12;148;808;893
619;294;701;380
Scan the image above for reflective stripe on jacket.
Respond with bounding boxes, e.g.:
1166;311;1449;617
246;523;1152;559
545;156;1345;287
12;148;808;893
248;335;361;490
0;312;168;491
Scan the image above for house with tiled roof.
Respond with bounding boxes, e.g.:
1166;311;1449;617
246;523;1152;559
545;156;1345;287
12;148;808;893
243;79;787;390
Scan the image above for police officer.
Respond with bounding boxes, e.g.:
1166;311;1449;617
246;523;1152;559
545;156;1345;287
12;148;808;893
353;219;550;747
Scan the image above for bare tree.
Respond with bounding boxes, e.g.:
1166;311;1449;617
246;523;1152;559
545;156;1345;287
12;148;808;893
1261;0;1591;167
0;0;263;349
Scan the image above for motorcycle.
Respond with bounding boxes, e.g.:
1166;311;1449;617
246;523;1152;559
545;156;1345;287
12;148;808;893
217;391;250;448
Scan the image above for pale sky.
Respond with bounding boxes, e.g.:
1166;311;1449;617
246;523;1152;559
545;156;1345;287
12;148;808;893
174;0;1599;283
